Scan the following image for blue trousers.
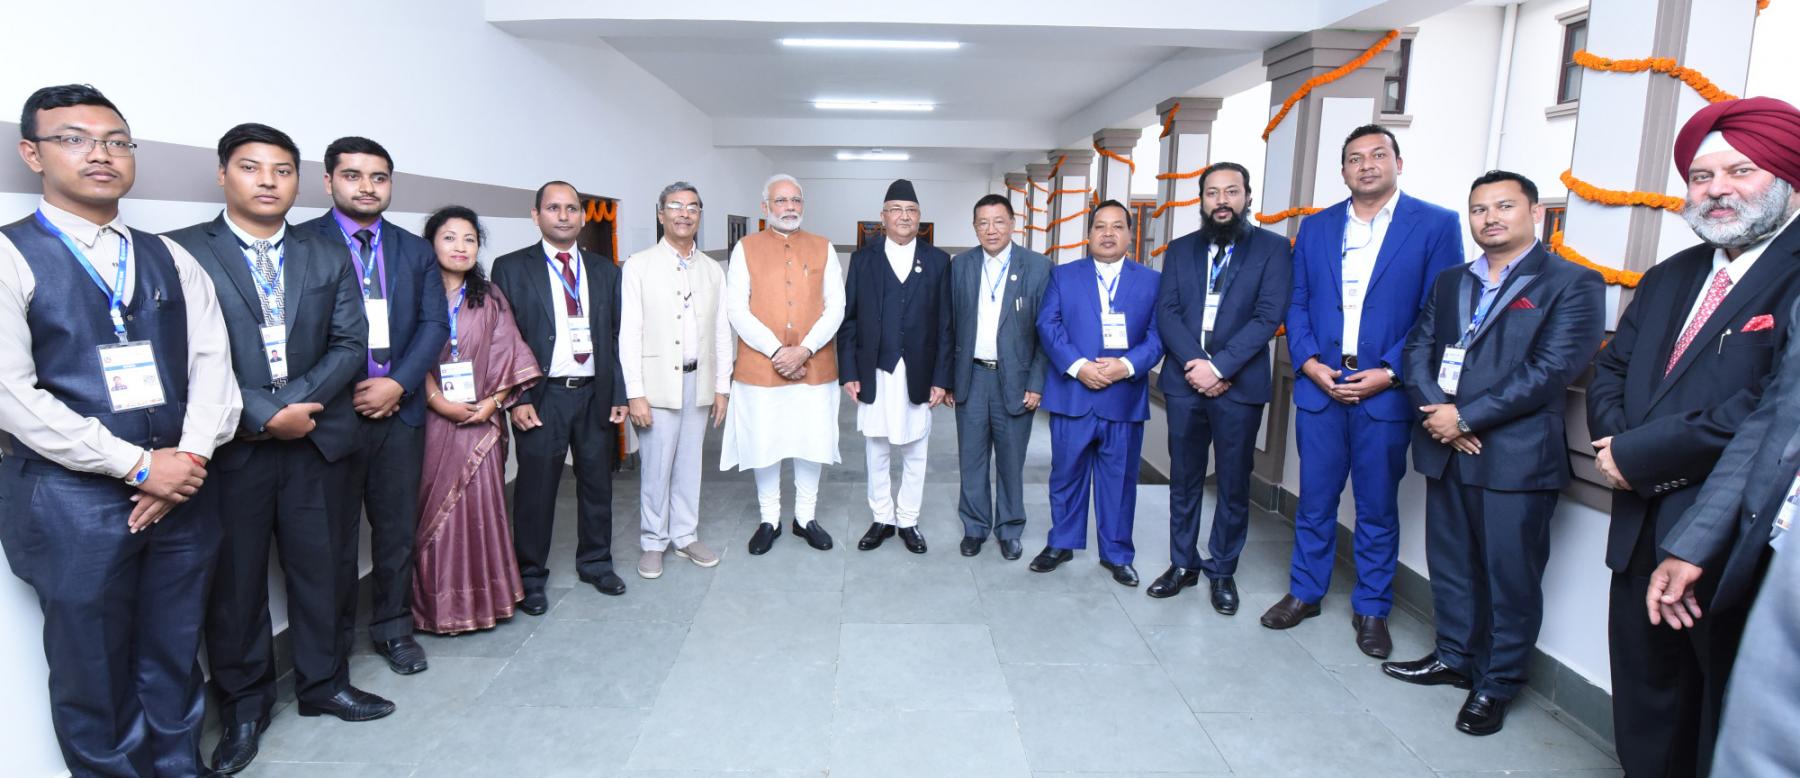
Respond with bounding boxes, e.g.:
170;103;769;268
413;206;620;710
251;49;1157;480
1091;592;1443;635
1046;411;1143;565
1165;392;1263;577
1289;401;1409;616
0;456;219;777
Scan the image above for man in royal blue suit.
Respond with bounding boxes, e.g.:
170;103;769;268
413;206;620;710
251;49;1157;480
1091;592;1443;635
1031;200;1162;586
1262;125;1463;658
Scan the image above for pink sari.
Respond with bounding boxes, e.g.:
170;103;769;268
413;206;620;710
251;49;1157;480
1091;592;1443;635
412;285;542;634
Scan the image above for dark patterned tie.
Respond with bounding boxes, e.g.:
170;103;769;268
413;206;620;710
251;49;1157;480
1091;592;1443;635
354;229;389;365
252;239;287;388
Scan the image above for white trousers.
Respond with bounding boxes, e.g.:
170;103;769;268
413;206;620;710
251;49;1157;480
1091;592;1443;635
753;458;823;526
638;372;706;551
865;434;929;528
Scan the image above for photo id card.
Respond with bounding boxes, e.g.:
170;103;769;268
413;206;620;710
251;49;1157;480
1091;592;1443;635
365;298;391;351
568;317;594;356
1102;312;1130;350
1437;346;1466;396
440;360;477;404
1203;292;1222;335
261;324;289;383
99;341;165;412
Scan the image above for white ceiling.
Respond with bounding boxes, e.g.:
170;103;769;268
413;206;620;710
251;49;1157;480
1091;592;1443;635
486;0;1472;177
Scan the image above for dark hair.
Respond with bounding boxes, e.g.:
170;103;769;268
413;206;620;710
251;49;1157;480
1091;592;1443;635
424;205;494;309
972;193;1015;220
1340;124;1401;164
1091;198;1133;229
324;136;393;175
21;84;126;140
217;122;299;167
535;180;578;210
1198;161;1253;198
1469;169;1540;204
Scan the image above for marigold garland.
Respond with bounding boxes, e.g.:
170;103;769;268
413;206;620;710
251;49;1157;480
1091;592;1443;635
1048;239;1088;252
1160;102;1180;139
1031;181;1050;194
1156;164;1211;181
1094;142;1136;174
1548;230;1644;288
1255;206;1323;224
1262;29;1401;141
1560;169;1684;212
1050;188;1091;197
1152;196;1202;219
1004;183;1028;196
1572;50;1737;103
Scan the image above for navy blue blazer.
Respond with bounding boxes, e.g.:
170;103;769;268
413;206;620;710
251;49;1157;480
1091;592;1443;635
1402;245;1605;491
838;239;954;405
297;213;449;427
1286;192;1464;421
1156;223;1293;405
1037;258;1163;422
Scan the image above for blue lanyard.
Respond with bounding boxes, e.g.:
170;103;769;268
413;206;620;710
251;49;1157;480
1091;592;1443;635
241;238;286;323
1461;285;1503;348
36;211;129;342
1208;245;1233;293
545;249;583;314
985;254;1010;301
447;285;466;361
1341;210;1387;260
340;224;387;299
1097;266;1121;313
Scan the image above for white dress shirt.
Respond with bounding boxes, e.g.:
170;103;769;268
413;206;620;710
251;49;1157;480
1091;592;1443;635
541;240;595;378
1340;188;1400;355
223;214;286;321
1676;210;1800;337
0;199;242;477
974;244;1011;361
885;237;916;281
619;238;733;399
1068;257;1135;379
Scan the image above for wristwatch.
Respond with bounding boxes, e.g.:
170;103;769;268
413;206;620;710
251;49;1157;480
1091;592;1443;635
1382;365;1398;383
1455;414;1472;435
125;450;151;487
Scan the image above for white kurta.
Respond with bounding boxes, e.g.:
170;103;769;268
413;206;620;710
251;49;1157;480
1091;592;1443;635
855;238;934;445
718;236;845;471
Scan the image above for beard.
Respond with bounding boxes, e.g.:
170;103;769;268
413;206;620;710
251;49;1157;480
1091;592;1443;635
1199;205;1248;246
770;211;803;232
1684;177;1796;249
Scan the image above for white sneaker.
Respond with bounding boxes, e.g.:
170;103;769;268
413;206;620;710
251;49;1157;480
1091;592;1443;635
674;540;720;568
638;549;664;579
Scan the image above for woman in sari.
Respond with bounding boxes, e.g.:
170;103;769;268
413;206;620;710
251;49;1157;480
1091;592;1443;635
412;206;543;634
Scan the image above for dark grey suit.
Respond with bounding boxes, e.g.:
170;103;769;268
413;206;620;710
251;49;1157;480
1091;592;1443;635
1715;536;1800;776
949;242;1050;541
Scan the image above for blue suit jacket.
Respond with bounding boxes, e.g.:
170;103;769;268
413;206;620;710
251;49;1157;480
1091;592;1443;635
297;214;449;427
1285;192;1464;421
1037;258;1162;422
1157;223;1293;405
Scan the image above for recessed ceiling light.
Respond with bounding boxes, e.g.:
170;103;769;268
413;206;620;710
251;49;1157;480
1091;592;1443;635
781;38;960;51
814;99;935;112
837;151;910;162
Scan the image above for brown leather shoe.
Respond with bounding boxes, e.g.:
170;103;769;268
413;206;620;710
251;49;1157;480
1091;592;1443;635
1259;594;1321;629
1352;614;1392;658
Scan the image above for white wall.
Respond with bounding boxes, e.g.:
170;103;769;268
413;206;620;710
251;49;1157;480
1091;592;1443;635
0;2;771;774
1495;0;1587;203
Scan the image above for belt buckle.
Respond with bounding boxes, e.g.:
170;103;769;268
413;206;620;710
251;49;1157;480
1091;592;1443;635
1342;355;1359;371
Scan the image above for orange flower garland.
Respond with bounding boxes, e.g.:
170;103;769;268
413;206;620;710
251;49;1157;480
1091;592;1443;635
1572;50;1737;103
1548;231;1644;288
1559;169;1683;212
1156;164;1210;181
1262;29;1402;141
1094;142;1136;174
1255;206;1323;225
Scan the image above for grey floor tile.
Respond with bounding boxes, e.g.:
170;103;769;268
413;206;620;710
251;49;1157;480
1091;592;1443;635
480;619;688;708
842;554;985;624
413;600;556;658
239;763;418;777
1143;622;1363;714
830;709;1031;778
418;705;646;776
1004;663;1228;773
1198;710;1433;776
708;525;848;593
627;658;836;772
679;589;842;666
1433;771;1623;778
1284;599;1436;667
982;590;1157;665
553;554;717;623
836;623;1010;711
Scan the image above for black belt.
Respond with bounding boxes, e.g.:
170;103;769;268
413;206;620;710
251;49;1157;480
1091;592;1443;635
681;361;699;373
1341;354;1359;370
548;376;594;389
972;358;999;370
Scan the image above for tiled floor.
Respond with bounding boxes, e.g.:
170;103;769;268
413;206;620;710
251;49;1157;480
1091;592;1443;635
231;404;1621;776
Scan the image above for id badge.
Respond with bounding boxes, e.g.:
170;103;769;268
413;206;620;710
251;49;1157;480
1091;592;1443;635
365;298;391;350
1437;346;1466;396
1343;277;1366;310
98;341;166;412
1203;292;1222;335
440;360;477;404
1102;312;1129;350
261;324;289;383
1772;470;1800;551
568;317;594;356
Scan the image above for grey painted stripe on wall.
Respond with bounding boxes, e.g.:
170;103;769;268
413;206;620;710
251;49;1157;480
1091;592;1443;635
1;120;539;218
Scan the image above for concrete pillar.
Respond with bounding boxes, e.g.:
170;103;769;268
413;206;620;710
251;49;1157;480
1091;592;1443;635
1259;30;1397;241
1046;148;1096;263
1004;172;1029;246
1025;162;1054;255
1155;97;1224;266
1091;128;1141;205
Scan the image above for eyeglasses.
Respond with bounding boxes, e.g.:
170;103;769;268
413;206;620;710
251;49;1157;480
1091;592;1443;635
882;206;920;217
661;202;702;215
33;135;138;157
768;196;804;207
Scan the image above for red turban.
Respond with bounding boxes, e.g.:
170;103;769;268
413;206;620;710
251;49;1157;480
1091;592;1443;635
1673;96;1800;188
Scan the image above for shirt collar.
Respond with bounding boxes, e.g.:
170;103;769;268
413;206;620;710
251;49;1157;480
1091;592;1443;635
223;211;285;248
330;208;382;241
984;243;1011;265
1469;241;1536;289
1349;189;1401;226
542;239;579;262
885;237;916;257
1712;208;1800;280
38;198;126;248
661;237;696;263
1094;257;1126;280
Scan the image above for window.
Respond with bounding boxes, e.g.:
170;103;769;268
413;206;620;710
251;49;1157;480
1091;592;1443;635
1558;20;1587;105
1542;204;1568;243
1383;37;1413;115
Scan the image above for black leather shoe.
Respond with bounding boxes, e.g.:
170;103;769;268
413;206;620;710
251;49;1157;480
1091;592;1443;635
960;537;983;556
793;519;834;550
1352;614;1392;658
1146;567;1200;598
997;538;1023;560
1209;577;1240;615
580;571;627;596
858;522;895;550
898;526;927;554
1456;690;1509;736
749;522;781;555
297;686;396;721
519;589;548;616
1029;547;1073;572
374;635;429;674
1380;654;1471;688
210;720;268;775
1259;594;1322;629
1100;560;1139;587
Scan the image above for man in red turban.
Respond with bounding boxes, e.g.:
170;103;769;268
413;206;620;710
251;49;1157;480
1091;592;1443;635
1588;94;1800;777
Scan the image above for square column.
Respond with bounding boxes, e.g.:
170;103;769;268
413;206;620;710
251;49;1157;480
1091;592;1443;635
1046;148;1096;263
1155;97;1224;262
1260;30;1397;240
1025;162;1054;255
1004;172;1030;245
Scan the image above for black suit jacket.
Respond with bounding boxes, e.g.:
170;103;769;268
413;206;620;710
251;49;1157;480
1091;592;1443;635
489;243;627;409
1403;245;1605;491
1587;219;1800;571
838;239;954;405
295;214;449;427
1156;223;1293;405
166;214;368;470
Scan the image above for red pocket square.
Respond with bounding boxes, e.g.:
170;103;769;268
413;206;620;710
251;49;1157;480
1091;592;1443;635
1744;314;1776;332
1507;298;1536;310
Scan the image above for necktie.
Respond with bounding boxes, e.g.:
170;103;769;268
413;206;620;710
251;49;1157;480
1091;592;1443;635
558;252;589;364
354;229;390;365
253;240;283;326
1666;267;1731;375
